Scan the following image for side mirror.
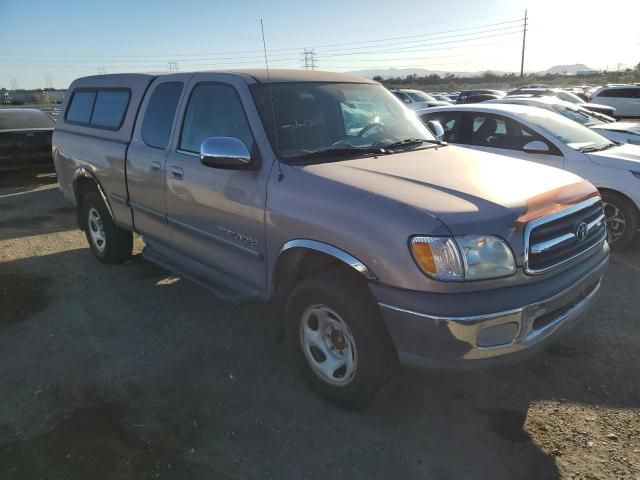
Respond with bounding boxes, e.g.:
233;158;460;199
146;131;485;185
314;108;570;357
200;137;252;168
426;120;445;140
523;140;550;154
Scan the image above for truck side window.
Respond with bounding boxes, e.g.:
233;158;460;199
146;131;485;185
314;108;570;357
141;82;183;149
179;84;254;154
66;91;96;124
91;90;130;129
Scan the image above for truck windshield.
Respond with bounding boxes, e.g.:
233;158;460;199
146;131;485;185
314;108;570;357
251;82;436;161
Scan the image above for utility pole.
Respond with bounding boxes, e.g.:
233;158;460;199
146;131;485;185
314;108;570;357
168;61;179;73
302;49;317;70
10;77;17;90
44;73;53;89
520;9;527;78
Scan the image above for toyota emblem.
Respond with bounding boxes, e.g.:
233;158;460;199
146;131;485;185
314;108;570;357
575;222;588;242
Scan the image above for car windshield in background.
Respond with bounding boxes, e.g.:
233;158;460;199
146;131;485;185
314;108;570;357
521;111;614;151
251;83;436;160
555;106;604;127
0;110;55;130
555;91;585;104
406;91;436;103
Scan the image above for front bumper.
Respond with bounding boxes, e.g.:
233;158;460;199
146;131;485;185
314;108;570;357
374;253;608;369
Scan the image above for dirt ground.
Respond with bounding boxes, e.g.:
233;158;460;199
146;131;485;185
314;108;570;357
0;171;639;480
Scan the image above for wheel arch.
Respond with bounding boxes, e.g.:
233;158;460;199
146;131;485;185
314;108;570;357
268;240;380;341
72;168;115;228
598;187;640;213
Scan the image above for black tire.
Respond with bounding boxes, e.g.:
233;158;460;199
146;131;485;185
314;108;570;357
601;191;639;250
80;191;133;264
285;268;393;409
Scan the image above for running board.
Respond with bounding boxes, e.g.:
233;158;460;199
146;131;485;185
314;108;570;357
141;240;268;304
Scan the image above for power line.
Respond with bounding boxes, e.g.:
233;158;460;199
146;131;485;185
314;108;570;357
0;18;524;62
0;30;525;69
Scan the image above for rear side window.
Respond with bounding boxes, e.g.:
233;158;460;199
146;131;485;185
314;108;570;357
597;88;640;98
65;89;130;130
91;91;130;128
141;82;183;149
66;91;96;124
179;83;254;153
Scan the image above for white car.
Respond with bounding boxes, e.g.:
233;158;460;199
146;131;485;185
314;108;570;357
486;96;640;145
590;85;640;118
419;104;640;248
390;89;451;110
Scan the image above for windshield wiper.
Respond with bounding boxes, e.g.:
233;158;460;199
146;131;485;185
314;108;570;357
291;146;387;161
384;138;445;150
580;143;616;153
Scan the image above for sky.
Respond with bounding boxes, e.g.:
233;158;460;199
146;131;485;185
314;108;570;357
1;0;638;89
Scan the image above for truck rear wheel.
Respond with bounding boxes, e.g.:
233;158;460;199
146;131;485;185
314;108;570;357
285;268;393;409
80;191;132;264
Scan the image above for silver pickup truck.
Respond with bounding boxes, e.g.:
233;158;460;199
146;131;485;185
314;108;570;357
53;70;608;408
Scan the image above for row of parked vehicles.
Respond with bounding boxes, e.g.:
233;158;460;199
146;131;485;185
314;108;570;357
2;69;637;408
392;83;640;119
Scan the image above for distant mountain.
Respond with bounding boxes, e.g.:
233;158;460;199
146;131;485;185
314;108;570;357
346;67;510;79
542;64;596;75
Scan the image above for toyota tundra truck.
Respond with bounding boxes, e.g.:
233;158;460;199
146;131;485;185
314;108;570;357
53;70;609;408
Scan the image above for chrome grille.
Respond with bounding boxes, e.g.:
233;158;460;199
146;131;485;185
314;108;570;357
525;197;606;274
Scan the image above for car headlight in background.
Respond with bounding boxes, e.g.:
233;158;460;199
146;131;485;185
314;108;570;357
410;235;516;281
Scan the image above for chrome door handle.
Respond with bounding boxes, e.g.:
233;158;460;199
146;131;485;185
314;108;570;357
150;161;161;173
170;166;184;180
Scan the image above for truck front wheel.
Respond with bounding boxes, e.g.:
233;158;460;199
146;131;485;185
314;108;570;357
80;191;133;264
285;268;393;409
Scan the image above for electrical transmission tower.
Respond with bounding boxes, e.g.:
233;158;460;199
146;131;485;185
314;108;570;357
44;73;53;89
10;77;17;90
97;67;106;75
168;61;179;72
302;49;317;70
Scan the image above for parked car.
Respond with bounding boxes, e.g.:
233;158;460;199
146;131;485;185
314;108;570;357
489;96;640;145
590;85;640;118
430;93;453;103
486;96;640;144
390;89;451;110
507;88;616;117
456;89;505;104
461;93;502;104
0;108;55;171
588;122;640;146
419;104;640;248
53;71;608;408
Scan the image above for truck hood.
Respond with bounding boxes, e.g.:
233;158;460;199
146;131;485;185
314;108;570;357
299;145;594;235
586;143;640;171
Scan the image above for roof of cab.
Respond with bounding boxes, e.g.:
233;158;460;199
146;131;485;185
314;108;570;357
73;69;376;85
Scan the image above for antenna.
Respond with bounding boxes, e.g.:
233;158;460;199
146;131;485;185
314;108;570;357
260;18;283;180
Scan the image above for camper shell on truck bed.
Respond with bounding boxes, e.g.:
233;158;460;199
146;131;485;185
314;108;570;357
53;70;608;409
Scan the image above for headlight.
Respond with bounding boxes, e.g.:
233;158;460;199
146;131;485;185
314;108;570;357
455;235;516;280
410;235;516;281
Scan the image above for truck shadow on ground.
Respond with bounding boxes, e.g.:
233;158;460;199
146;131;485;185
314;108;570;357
0;186;76;241
1;239;638;479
